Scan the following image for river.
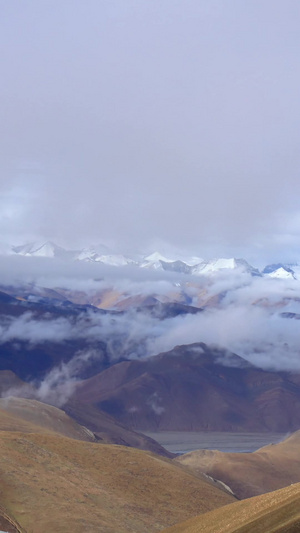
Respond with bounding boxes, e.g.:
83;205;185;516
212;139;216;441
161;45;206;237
142;431;287;454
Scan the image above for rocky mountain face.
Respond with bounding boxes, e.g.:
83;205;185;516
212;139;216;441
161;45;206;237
72;343;300;433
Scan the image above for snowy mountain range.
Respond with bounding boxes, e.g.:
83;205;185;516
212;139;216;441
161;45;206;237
8;241;300;280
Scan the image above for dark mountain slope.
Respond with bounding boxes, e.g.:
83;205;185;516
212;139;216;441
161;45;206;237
72;343;300;432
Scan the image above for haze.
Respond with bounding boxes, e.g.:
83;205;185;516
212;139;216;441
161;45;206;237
1;1;300;263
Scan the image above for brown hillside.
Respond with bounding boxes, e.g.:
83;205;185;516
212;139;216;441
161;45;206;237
162;482;300;533
0;396;172;457
0;371;172;456
64;399;173;456
0;432;235;533
176;430;300;499
0;397;96;442
72;343;300;432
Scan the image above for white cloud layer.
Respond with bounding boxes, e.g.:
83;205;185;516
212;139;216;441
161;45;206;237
0;1;300;261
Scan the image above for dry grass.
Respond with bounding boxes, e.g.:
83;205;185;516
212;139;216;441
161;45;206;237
0;398;96;442
162;482;300;533
175;430;300;499
0;430;235;533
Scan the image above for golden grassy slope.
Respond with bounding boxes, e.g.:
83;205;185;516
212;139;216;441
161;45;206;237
175;430;300;499
162;482;300;533
0;431;235;533
0;397;96;442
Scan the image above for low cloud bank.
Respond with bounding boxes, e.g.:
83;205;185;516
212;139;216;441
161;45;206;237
1;260;300;406
1;299;300;408
147;305;300;372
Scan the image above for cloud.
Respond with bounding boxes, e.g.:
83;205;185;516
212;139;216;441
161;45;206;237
0;1;300;260
0;254;187;289
2;259;300;408
146;283;300;372
15;298;300;407
146;392;165;415
1;349;99;407
35;349;98;407
0;312;74;345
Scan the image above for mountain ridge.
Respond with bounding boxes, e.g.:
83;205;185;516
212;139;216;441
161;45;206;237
71;342;300;433
10;240;300;279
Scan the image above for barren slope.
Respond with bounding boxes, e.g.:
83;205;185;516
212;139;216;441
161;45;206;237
176;430;300;499
64;400;173;456
162;482;300;533
72;343;300;432
0;432;235;533
0;397;96;442
0;384;172;456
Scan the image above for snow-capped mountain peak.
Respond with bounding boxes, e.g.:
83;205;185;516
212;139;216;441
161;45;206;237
12;241;44;256
144;251;175;263
13;241;60;257
266;267;296;280
10;242;300;281
12;241;79;260
30;241;60;258
140;251;176;270
97;254;135;266
141;252;204;272
76;246;135;266
192;258;260;276
263;264;297;280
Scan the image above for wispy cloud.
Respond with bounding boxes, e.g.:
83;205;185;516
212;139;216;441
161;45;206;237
34;349;98;406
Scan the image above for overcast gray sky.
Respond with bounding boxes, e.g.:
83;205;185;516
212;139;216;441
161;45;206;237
1;0;300;262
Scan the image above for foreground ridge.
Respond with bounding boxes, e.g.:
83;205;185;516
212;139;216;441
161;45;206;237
162;482;300;533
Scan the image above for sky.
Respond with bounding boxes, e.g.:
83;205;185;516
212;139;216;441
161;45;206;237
1;1;300;263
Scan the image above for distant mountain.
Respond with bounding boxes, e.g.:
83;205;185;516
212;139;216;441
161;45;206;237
90;254;135;266
77;246;135;266
10;241;300;281
0;295;114;380
192;258;261;277
140;253;261;277
12;241;136;267
263;263;297;279
140;251;200;269
136;301;203;319
12;240;79;260
72;342;300;432
12;241;38;255
160;260;192;274
0;287;206;383
141;251;176;268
